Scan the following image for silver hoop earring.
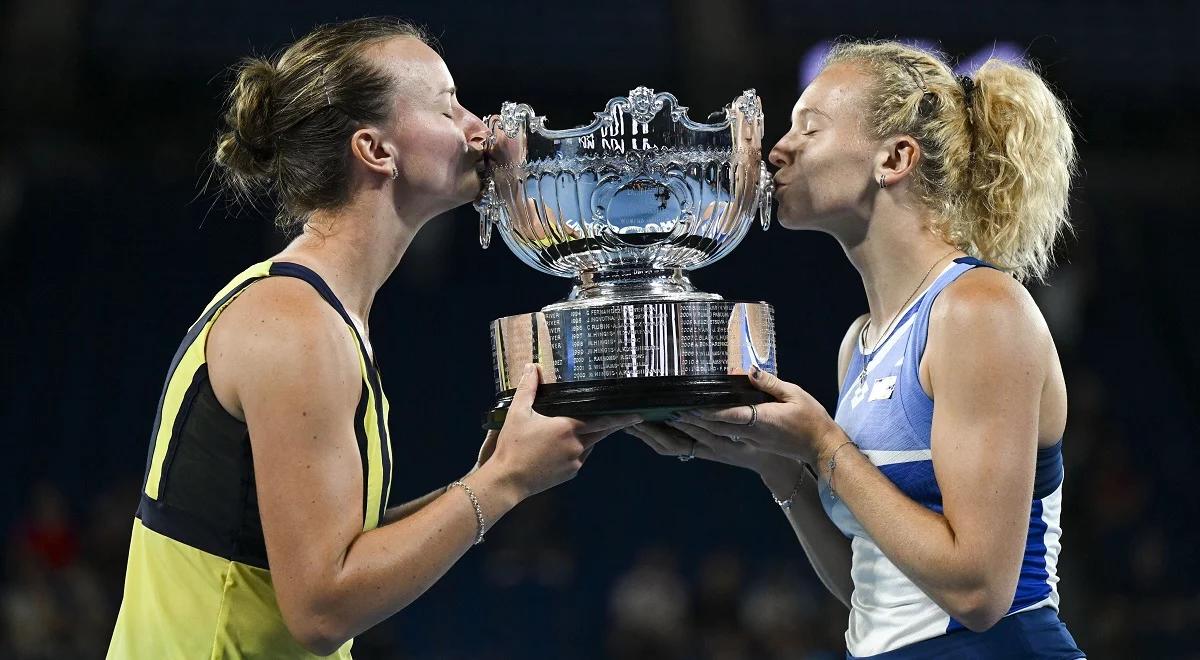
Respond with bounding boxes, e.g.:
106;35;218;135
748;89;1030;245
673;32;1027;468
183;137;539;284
391;166;398;181
879;174;887;189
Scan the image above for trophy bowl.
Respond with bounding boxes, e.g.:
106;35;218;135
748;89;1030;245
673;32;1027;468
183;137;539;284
477;87;778;428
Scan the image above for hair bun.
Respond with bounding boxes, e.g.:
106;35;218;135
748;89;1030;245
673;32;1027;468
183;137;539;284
214;58;279;180
211;18;430;231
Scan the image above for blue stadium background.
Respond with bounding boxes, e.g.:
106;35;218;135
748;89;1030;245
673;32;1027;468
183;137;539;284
1;1;1197;657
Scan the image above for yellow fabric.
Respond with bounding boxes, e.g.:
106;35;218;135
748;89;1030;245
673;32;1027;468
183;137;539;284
110;261;391;658
107;520;352;659
352;328;384;532
144;261;273;499
380;381;392;508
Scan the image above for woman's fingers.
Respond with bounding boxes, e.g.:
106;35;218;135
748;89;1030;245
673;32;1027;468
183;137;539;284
507;364;542;415
664;419;729;446
627;425;674;457
630;420;772;474
666;419;764;466
628;422;694;457
747;367;806;402
578;426;627;448
677;410;761;442
576;413;643;436
688;404;758;426
579;445;596;464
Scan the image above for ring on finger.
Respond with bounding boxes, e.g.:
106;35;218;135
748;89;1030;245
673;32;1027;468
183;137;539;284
677;439;697;462
743;404;758;427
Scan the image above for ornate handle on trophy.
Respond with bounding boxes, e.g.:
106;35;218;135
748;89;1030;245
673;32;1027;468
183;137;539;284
475;177;504;249
756;162;774;231
472;114;506;250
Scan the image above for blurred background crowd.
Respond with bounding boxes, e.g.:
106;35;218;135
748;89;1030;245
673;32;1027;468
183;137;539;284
1;0;1197;658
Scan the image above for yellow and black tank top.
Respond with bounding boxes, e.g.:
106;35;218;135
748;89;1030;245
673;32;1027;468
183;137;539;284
108;261;393;659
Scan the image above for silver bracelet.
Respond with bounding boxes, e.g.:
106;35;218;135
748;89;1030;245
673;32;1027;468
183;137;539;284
449;480;486;545
825;440;858;502
772;469;806;511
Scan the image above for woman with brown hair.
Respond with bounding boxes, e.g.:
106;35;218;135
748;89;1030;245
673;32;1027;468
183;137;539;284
107;18;637;659
632;41;1085;658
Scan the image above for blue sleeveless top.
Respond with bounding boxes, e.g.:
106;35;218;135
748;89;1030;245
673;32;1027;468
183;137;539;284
822;257;1082;658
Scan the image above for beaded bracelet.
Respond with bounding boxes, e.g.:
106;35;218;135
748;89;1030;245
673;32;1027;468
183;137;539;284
448;480;486;545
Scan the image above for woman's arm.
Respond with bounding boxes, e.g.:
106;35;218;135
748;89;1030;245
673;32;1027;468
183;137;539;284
754;310;867;607
759;309;868;608
380;432;499;525
378;488;452;525
759;459;854;607
210;279;635;654
680;271;1051;632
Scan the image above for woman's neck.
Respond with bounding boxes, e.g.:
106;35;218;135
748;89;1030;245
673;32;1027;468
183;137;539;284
274;194;421;323
842;206;961;346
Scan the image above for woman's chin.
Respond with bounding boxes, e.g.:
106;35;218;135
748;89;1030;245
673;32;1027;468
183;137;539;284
776;204;816;230
776;199;850;232
457;172;484;205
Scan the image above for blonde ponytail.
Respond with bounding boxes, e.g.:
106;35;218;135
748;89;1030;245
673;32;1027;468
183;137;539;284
959;59;1078;281
825;42;1078;281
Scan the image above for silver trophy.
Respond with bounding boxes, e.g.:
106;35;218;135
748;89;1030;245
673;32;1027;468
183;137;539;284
476;86;777;428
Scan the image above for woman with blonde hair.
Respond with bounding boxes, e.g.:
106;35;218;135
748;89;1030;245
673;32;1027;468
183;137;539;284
107;17;637;659
632;41;1084;657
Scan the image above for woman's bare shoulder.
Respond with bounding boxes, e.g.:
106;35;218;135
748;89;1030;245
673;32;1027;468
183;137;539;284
206;276;360;420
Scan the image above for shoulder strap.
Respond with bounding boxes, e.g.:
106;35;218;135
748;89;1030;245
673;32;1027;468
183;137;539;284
268;261;392;526
267;262;356;332
267;261;377;370
909;259;990;366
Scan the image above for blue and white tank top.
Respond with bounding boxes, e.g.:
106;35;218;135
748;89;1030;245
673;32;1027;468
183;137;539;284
822;257;1067;658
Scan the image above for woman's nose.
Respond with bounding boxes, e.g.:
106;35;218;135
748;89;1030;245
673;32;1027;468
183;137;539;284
768;142;789;169
464;109;489;153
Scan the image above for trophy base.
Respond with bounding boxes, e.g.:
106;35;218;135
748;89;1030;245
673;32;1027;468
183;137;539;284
483;375;773;430
485;299;777;429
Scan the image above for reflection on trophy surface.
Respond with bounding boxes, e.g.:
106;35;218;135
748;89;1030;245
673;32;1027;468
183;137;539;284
476;86;778;428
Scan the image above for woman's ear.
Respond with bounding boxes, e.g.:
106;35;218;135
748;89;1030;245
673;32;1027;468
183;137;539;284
876;134;921;189
350;127;396;180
